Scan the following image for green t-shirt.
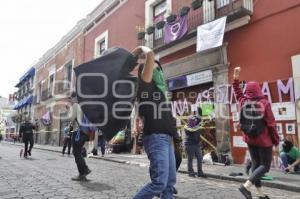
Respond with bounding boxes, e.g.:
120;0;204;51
287;146;300;160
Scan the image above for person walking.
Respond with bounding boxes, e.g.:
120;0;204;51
132;46;180;199
233;66;279;199
62;123;73;156
69;92;91;181
19;117;36;158
184;115;207;178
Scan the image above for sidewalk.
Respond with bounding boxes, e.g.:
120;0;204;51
4;141;300;192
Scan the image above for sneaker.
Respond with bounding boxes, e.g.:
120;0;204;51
28;151;31;156
238;185;252;199
259;196;270;199
71;175;87;181
197;172;207;178
82;169;91;177
173;187;178;195
188;172;196;177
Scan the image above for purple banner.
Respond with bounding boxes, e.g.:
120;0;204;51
164;15;188;44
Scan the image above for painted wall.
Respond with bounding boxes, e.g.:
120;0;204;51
156;0;300;163
84;0;145;62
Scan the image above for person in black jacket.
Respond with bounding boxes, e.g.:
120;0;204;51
62;123;73;156
184;115;207;178
19;117;36;158
132;46;179;199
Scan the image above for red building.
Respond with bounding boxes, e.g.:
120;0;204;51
83;0;145;62
140;0;300;163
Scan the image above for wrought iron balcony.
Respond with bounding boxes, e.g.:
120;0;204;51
138;0;253;50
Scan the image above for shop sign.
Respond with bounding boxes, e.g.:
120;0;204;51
168;70;213;91
186;70;213;87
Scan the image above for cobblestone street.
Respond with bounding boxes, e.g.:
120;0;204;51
0;144;299;199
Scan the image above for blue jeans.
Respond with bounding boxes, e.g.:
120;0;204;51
133;134;176;199
280;152;300;172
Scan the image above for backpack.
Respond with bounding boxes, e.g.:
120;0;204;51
239;100;265;137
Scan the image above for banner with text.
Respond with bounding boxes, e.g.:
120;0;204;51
197;16;227;52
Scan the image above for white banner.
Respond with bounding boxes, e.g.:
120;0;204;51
197;16;227;52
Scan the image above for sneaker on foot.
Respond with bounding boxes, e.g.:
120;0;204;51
173;187;178;195
197;172;207;178
238;185;252;199
259;196;270;199
71;175;87;181
188;172;196;177
83;169;91;177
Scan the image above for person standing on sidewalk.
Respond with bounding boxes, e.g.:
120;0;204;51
233;66;279;199
184;115;207;178
62;123;73;156
69;92;91;181
132;46;179;199
97;128;106;157
19;117;36;158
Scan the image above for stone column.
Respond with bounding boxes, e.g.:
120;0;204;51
213;64;231;154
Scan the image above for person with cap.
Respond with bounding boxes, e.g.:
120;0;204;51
19;117;36;158
69;92;91;181
184;115;207;178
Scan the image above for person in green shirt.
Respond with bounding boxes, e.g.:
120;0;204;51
280;140;300;173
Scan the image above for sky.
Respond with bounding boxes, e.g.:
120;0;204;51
0;0;102;98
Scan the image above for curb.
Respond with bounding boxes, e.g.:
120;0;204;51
3;142;300;193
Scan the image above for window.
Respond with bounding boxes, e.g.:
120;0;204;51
94;30;108;58
26;81;30;92
153;0;167;23
36;82;42;103
216;0;230;8
48;74;54;97
99;40;106;56
64;61;73;90
146;0;171;42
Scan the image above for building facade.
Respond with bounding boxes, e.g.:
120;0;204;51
24;0;300;164
138;0;300;163
13;67;35;134
33;0;145;146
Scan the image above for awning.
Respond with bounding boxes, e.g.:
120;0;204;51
15;67;35;88
13;95;33;110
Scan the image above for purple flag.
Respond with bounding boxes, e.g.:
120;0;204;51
41;111;52;126
164;15;188;44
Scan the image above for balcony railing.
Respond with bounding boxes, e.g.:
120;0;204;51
139;0;253;50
